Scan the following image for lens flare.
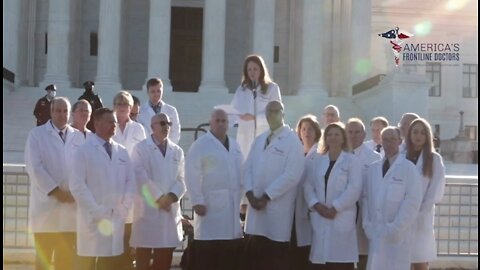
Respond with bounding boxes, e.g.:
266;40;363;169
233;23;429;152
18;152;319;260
98;219;113;236
446;0;470;11
355;59;373;76
414;21;433;36
141;184;157;208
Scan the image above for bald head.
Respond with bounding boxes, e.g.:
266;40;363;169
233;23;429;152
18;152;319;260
381;126;402;158
50;97;71;129
323;105;340;126
266;101;285;131
151;113;171;141
210;109;228;139
399;113;420;138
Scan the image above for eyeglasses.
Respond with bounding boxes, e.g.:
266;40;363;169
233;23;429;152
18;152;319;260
156;121;172;127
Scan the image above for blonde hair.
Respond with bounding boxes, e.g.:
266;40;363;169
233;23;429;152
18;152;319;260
113;91;134;108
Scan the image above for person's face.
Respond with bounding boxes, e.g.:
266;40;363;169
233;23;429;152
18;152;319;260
266;103;284;130
47;90;56;99
346;122;366;150
51;100;69;129
247;61;261;83
210;111;228;138
323;108;339;125
95;113;117;140
72;102;91;127
382;129;401;158
148;84;163;104
325;126;344;150
410;122;427;150
151;114;171;141
399;115;416;139
130;104;140;121
371;121;385;144
300;121;316;148
114;100;131;119
86;85;94;92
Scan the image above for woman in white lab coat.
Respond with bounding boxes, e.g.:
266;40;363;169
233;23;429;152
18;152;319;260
291;114;322;270
406;118;446;270
230;54;282;158
304;122;362;270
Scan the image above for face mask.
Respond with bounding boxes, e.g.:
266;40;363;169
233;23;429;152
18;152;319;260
47;91;56;98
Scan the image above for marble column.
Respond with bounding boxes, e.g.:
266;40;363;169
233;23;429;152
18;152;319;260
40;0;72;89
351;0;372;86
252;0;275;77
198;0;228;92
95;0;122;91
299;0;326;97
145;0;172;92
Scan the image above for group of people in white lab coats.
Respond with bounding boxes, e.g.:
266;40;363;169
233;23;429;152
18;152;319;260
25;53;446;270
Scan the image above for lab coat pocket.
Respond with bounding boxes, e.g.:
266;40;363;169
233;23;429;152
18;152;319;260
207;189;230;213
334;209;355;232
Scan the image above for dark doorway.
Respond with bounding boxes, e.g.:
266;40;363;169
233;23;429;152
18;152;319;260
169;7;203;92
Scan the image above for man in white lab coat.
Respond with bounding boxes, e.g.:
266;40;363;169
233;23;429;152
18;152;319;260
244;101;305;270
130;113;186;270
70;108;136;270
363;127;422;270
138;78;181;143
345;118;382;270
25;97;85;270
364;116;389;158
185;109;244;270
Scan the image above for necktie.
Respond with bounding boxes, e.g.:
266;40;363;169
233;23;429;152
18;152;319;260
104;142;112;159
264;132;274;149
375;144;382;153
382;159;390;177
158;143;167;157
58;131;65;143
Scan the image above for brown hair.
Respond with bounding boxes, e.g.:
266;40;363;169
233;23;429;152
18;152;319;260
319;122;348;154
241;54;273;95
296;114;322;144
406;118;434;178
146;78;163;91
370;116;389;127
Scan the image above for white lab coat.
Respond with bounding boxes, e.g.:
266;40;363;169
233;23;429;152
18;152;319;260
138;101;181;144
185;131;244;240
304;151;363;264
294;143;318;247
230;82;281;158
364;140;385;158
353;144;382;255
25;122;85;232
244;126;304;242
411;151;445;263
70;135;136;257
363;154;422;270
130;137;186;248
113;120;146;224
112;120;147;156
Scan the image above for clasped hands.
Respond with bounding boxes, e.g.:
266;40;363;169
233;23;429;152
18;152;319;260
246;191;270;210
50;187;75;203
156;194;174;212
313;202;337;219
240;113;255;121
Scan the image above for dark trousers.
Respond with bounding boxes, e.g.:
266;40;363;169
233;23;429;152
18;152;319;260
189;239;244;270
357;255;368;270
290;245;311;270
310;262;355;270
119;223;134;270
244;234;290;270
136;247;175;270
33;232;76;270
75;255;123;270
